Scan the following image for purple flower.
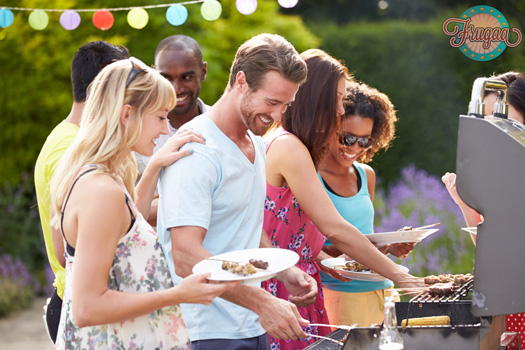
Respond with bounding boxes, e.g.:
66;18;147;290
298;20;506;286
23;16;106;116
265;198;276;211
291;234;304;249
301;246;312;258
116;244;131;258
374;164;475;276
268;281;278;295
145;257;157;276
277;207;288;220
0;254;37;290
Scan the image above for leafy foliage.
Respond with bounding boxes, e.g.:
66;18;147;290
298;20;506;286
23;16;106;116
0;0;318;184
0;254;37;317
0;0;318;306
0;172;45;273
312;14;525;185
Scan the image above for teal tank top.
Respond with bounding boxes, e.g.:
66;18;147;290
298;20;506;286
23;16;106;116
319;163;393;293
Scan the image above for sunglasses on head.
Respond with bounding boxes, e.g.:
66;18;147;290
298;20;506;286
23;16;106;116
125;57;149;88
338;133;375;148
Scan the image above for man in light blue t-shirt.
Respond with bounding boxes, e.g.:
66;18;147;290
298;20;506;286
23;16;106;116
158;33;316;350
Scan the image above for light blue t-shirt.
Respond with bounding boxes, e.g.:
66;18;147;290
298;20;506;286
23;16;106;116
157;114;266;341
319;163;393;293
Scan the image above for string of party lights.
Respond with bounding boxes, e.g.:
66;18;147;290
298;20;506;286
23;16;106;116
0;0;299;31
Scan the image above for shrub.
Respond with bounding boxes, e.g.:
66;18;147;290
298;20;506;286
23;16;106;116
374;164;476;276
0;172;46;276
0;254;37;317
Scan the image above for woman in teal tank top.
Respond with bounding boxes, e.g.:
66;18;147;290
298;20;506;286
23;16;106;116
318;83;415;327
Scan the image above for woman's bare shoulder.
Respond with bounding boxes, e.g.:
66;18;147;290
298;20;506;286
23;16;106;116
267;133;309;157
72;171;126;207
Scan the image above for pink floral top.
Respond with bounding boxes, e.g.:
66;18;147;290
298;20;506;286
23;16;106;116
262;129;330;350
55;196;191;350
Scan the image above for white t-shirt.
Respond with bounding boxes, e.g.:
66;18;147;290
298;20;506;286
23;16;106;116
157;113;266;341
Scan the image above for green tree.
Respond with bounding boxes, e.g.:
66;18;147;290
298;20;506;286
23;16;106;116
0;0;318;275
0;0;318;185
310;12;525;184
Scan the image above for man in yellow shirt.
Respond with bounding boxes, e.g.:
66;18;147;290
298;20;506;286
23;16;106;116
34;41;128;343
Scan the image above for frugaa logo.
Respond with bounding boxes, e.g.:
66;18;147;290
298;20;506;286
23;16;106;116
442;5;522;61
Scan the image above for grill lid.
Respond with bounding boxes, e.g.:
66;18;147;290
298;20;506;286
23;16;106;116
456;115;525;317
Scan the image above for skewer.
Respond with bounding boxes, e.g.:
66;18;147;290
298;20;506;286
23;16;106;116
398;278;425;283
396;290;425;297
206;257;247;264
414;222;441;230
309;323;355;331
304;333;344;346
395;287;430;296
395;286;429;290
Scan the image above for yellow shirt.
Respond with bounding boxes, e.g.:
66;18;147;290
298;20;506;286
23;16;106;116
34;121;79;299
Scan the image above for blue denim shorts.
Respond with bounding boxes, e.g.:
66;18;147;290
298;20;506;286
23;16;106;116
191;333;270;350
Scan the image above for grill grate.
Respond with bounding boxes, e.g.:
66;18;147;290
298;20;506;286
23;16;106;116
409;278;474;303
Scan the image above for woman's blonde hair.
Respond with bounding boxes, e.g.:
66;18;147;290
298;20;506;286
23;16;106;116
50;59;176;228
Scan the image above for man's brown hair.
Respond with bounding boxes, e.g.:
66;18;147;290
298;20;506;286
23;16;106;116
228;33;307;91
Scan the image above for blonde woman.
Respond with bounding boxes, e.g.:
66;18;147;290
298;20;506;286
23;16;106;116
50;58;236;349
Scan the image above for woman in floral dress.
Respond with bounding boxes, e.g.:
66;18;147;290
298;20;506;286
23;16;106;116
262;49;424;350
50;58;236;349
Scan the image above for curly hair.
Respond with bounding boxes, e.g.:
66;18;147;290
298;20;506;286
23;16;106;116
344;82;397;163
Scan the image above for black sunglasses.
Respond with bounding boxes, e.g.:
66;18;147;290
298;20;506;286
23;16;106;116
338;133;375;148
125;57;149;88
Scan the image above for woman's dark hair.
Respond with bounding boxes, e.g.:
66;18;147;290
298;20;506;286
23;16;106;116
344;82;398;163
281;49;350;168
491;71;525;120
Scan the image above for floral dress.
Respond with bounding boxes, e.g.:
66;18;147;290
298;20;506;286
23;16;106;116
55;186;191;350
262;131;330;350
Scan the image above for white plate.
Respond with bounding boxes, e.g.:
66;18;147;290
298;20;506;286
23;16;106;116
366;228;439;245
192;248;299;284
461;227;477;235
321;257;409;281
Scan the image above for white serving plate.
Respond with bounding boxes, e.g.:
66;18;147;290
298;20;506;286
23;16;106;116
321;257;409;281
461;227;477;235
366;228;439;245
193;248;299;284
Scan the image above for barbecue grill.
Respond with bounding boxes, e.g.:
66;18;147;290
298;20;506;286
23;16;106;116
306;78;525;349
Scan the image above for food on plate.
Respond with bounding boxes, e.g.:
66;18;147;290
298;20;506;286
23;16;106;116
401;315;450;327
221;261;257;275
397;226;413;231
220;258;269;276
249;259;269;270
339;261;375;273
